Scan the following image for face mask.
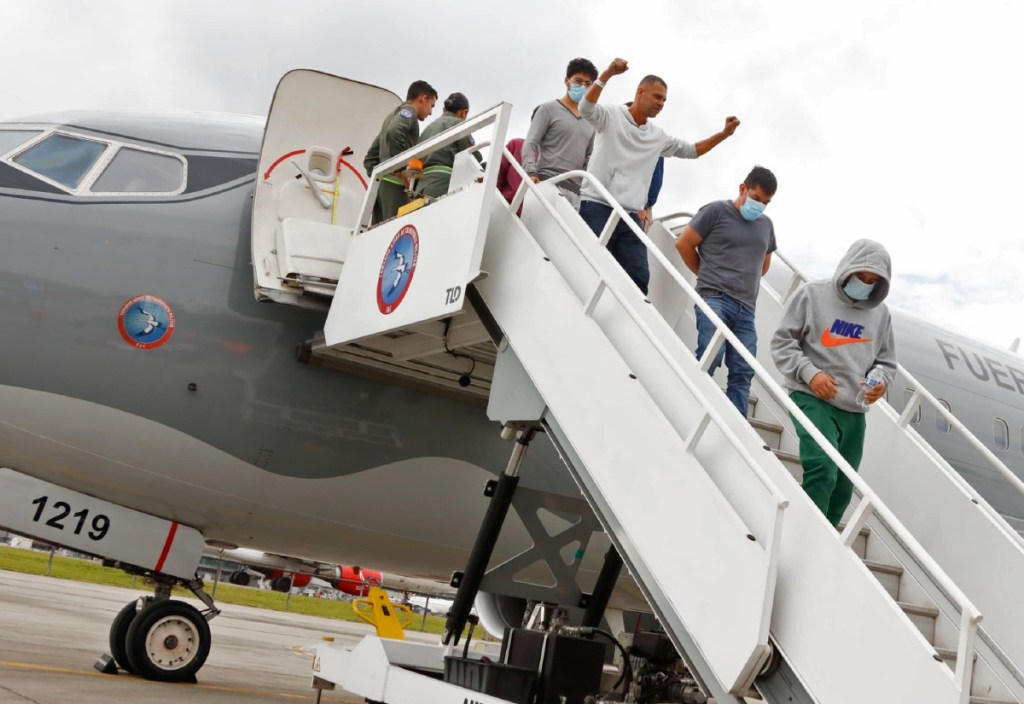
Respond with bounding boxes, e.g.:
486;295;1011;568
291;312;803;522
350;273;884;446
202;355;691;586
844;276;876;301
567;84;587;103
740;195;766;221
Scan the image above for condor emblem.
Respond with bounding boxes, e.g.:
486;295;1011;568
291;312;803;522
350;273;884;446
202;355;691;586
117;294;176;350
376;225;419;315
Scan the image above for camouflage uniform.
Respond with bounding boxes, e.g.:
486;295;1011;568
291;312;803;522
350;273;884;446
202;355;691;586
416;111;481;199
364;102;420;221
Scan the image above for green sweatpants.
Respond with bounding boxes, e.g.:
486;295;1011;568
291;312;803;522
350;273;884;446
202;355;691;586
790;391;867;527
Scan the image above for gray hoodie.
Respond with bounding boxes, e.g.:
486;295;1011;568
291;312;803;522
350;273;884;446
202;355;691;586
771;239;898;413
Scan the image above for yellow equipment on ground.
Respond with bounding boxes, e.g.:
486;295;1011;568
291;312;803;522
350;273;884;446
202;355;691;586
352;584;415;640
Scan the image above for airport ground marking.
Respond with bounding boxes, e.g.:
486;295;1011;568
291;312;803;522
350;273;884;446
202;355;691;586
0;659;364;701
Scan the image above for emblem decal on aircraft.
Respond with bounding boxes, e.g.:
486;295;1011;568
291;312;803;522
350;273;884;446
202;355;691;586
376;225;419;315
117;294;176;350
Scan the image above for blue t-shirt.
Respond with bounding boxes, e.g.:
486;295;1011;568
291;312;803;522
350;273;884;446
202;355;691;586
689;199;777;313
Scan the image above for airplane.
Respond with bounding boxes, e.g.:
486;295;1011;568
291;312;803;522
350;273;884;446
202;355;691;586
1;70;1023;689
204;546;455;599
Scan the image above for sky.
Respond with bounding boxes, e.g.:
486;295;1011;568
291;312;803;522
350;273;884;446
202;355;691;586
2;0;1022;348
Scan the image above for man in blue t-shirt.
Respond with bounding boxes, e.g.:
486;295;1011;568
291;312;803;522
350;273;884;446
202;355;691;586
674;166;778;416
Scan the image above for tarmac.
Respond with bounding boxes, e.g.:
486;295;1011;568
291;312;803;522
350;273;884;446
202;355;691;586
0;568;447;704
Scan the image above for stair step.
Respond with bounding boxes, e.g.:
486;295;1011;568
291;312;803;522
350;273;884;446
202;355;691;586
748;417;784;449
838;523;871;559
771;448;803;482
838;523;871;538
898;602;940;619
772;448;801;464
863;560;902;577
969;698;1017;704
748;417;783;433
863;559;903;599
934;647;977;664
899;601;939;642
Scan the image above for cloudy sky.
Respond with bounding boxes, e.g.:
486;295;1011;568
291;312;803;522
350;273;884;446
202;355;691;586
3;0;1022;348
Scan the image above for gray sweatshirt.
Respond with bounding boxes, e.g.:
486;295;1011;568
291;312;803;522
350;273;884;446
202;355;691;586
771;239;898;413
522;100;595;194
577;99;697;211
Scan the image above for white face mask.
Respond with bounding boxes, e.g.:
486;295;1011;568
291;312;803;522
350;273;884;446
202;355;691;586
843;276;876;301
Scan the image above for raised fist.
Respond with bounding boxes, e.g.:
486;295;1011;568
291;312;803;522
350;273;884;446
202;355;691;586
723;116;741;136
607;58;629;76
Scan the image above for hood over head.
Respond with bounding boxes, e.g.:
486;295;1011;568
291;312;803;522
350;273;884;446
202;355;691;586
832;239;891;309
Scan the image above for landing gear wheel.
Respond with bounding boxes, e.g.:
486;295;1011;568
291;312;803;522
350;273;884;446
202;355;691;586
228;570;251;586
271;576;292;593
109;599;142;673
125;599;211;682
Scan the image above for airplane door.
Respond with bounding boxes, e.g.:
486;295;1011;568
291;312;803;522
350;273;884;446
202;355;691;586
251;70;400;304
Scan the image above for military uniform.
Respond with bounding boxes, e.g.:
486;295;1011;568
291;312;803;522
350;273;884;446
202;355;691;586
415;111;482;199
364;102;420;221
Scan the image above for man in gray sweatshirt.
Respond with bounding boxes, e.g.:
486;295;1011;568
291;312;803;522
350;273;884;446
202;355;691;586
771;240;898;526
522;57;598;208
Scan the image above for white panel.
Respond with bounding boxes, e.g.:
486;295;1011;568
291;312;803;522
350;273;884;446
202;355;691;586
324;183;489;346
275;218;352;282
0;466;203;580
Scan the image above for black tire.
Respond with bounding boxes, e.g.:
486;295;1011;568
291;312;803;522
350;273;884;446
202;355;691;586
271;576;292;593
108;600;141;673
228;570;251;586
124;600;211;682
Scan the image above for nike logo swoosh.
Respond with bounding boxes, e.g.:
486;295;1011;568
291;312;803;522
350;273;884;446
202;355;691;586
821;329;875;347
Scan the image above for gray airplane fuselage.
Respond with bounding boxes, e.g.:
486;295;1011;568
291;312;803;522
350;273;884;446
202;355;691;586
2;109;1024;589
0;111;572;581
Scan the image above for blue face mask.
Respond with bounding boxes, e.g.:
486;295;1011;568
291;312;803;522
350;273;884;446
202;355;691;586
740;195;766;221
844;276;876;301
567;84;587;103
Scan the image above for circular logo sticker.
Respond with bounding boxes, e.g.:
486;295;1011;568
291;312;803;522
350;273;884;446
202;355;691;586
117;294;176;350
376;225;419;315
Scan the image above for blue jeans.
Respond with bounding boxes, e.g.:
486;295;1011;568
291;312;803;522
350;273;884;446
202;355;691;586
694;294;757;417
578;200;648;294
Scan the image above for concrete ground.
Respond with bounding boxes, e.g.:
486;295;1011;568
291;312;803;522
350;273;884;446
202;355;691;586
0;568;447;704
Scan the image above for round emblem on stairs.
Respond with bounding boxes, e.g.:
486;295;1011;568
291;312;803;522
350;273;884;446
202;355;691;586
376;225;419;315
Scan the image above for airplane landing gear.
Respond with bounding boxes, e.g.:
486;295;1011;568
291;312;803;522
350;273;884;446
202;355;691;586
100;574;220;682
126;599;211;682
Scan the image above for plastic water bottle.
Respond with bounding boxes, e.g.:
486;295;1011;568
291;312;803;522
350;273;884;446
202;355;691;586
856;371;882;409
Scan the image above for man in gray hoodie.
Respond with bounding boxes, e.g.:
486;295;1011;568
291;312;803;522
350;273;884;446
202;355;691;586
770;240;898;526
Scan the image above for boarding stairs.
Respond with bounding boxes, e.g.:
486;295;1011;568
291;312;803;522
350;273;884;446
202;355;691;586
271;102;1024;704
645;213;1024;704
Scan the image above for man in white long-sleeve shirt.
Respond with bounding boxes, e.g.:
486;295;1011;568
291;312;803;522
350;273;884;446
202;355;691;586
578;57;740;293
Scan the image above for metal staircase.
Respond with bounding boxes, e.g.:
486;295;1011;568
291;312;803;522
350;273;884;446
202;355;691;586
305;103;1024;704
647;215;1024;704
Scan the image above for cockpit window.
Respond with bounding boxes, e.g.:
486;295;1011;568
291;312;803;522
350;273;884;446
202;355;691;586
0;129;41;156
13;133;107;189
91;148;184;193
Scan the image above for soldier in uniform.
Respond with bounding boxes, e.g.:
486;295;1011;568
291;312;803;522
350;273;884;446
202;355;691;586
415;92;482;199
364;80;438;222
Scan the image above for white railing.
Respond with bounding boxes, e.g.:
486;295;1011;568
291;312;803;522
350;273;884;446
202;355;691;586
356;103;508;233
505;158;982;700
